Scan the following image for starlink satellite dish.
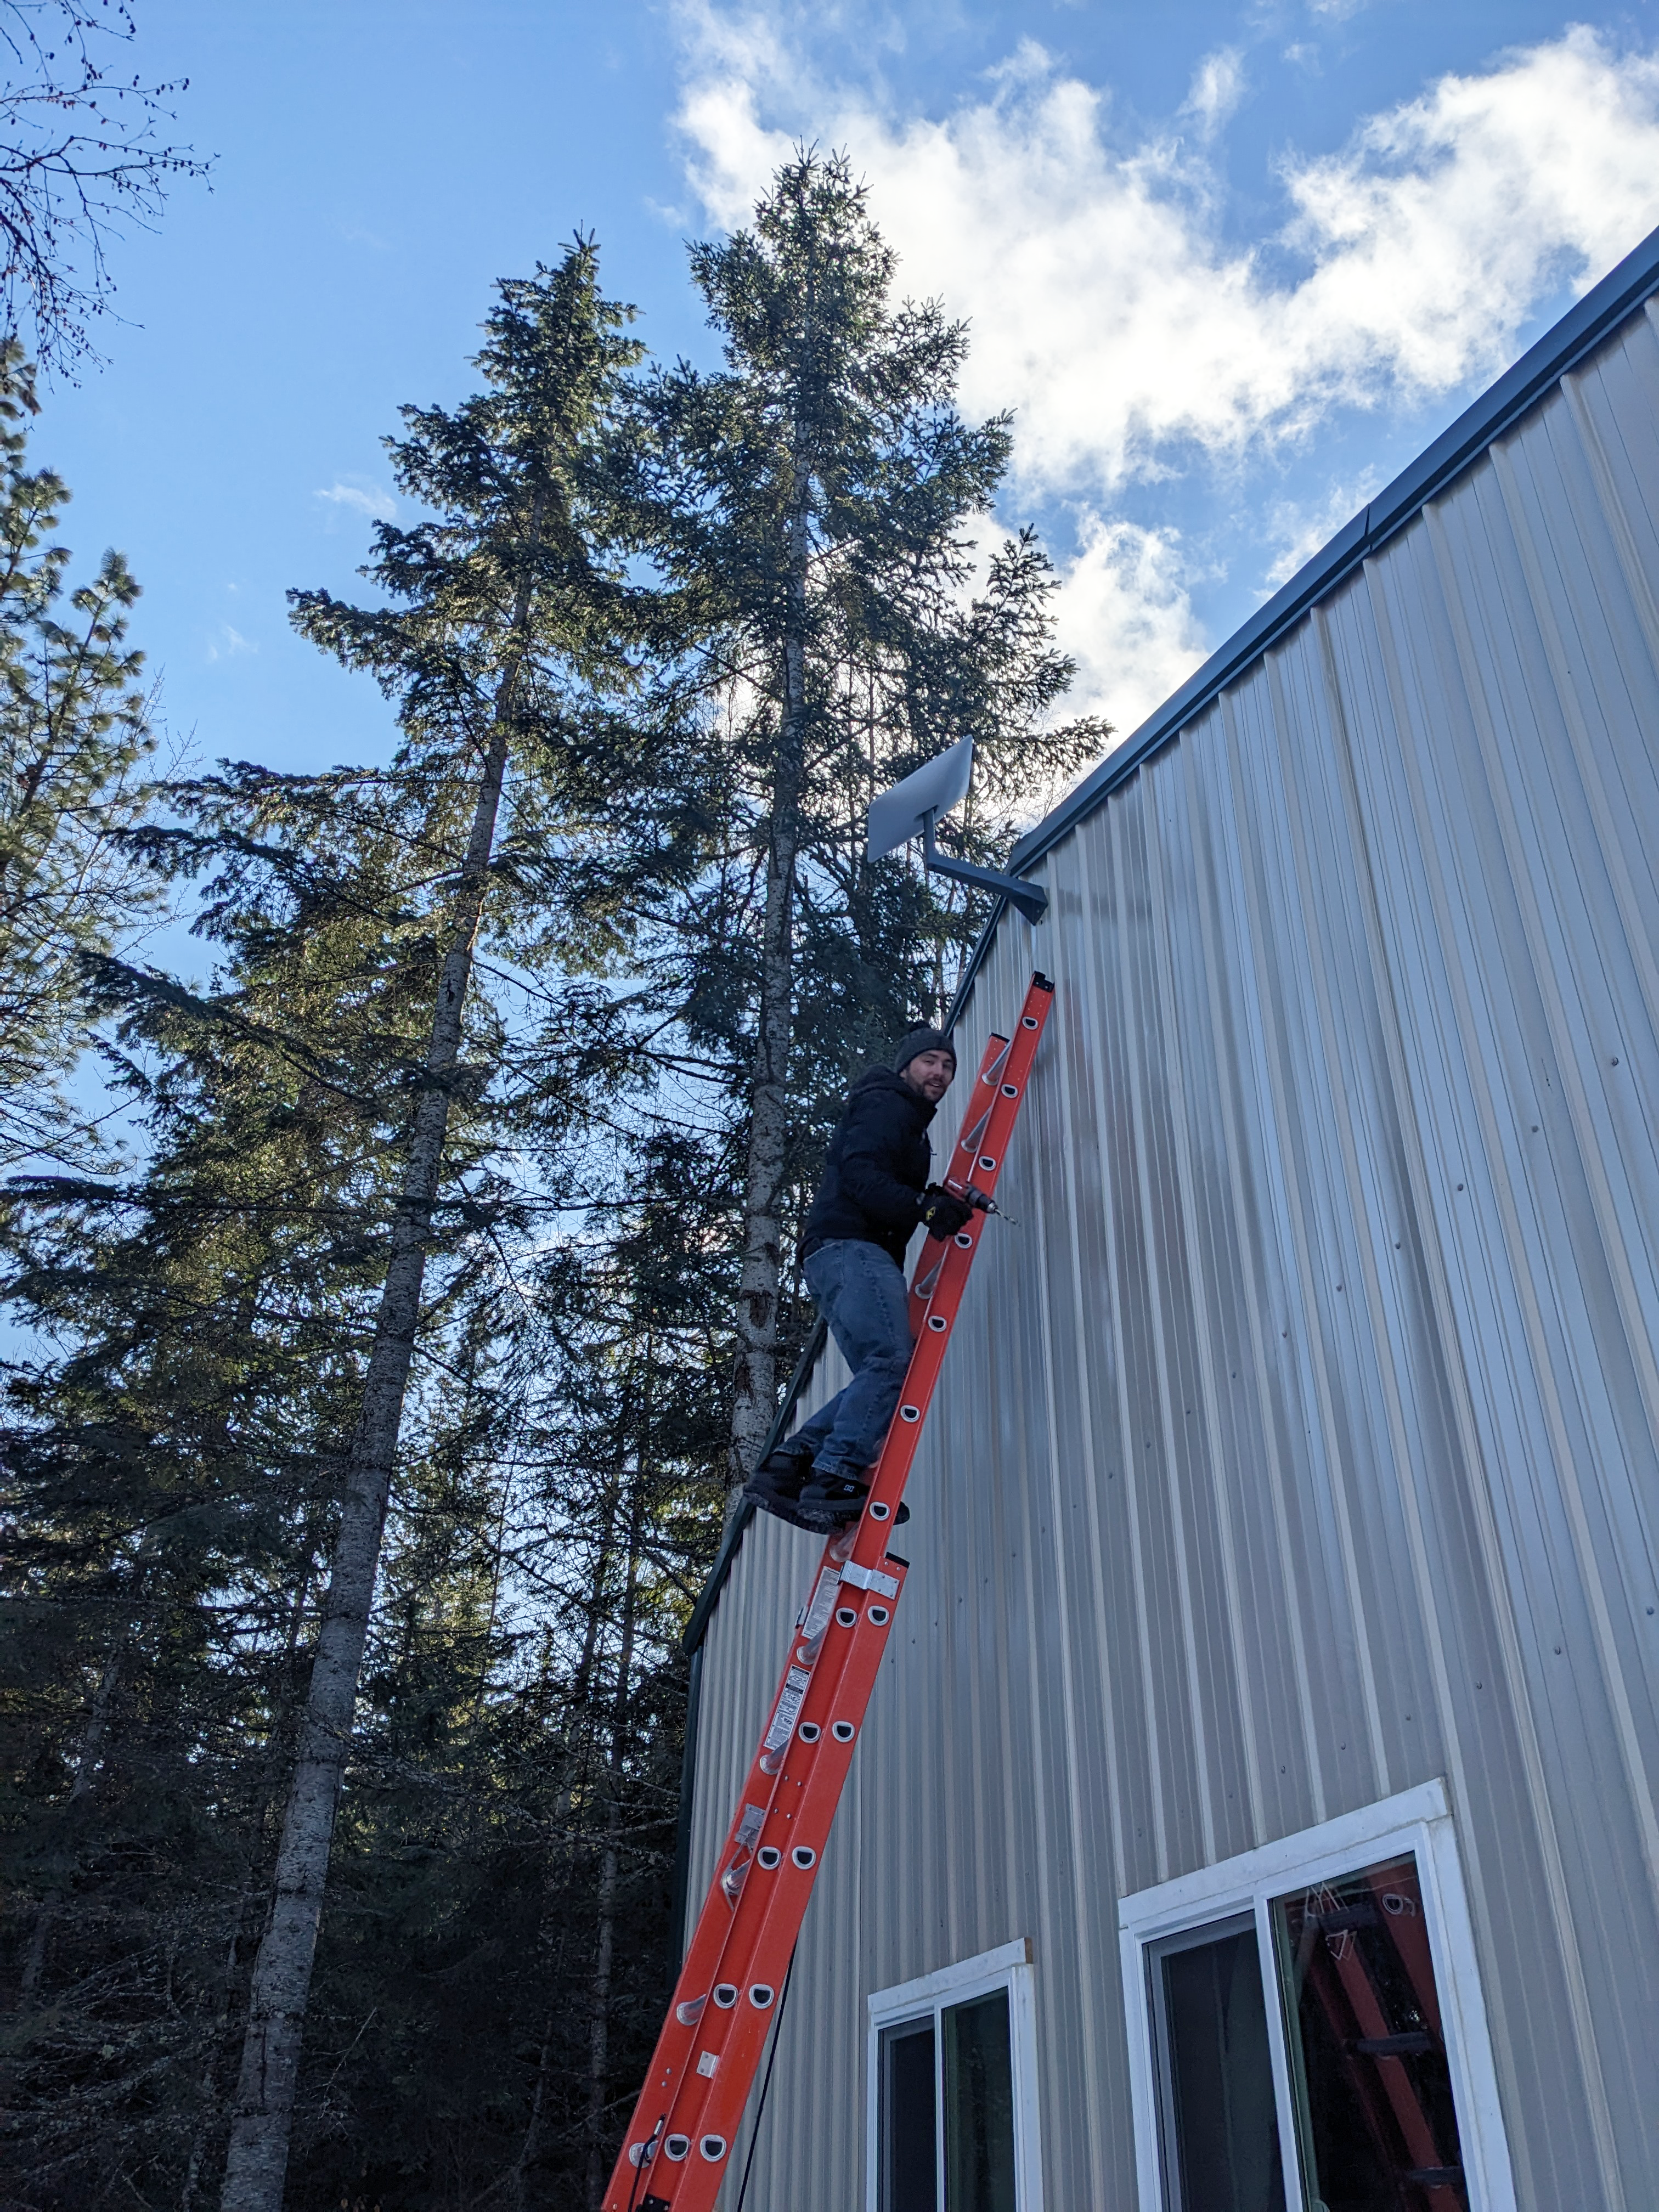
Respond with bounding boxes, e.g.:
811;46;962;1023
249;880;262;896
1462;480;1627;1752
866;735;976;862
866;735;1048;926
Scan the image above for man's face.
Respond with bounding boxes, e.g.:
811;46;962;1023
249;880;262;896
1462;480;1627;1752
902;1048;955;1103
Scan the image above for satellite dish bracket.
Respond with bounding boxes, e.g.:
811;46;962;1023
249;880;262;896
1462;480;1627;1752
866;734;1048;926
919;809;1049;928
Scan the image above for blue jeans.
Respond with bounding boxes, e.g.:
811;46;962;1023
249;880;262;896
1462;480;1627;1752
792;1239;916;1478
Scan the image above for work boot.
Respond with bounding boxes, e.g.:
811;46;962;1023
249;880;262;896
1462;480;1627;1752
794;1466;909;1533
744;1438;815;1523
795;1469;870;1532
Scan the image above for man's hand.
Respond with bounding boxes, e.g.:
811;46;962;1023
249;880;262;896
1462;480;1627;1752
919;1184;975;1239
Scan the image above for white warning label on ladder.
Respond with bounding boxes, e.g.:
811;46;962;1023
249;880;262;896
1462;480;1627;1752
799;1568;841;1639
763;1666;812;1754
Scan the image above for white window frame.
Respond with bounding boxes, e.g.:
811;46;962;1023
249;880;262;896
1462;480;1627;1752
1118;1779;1516;2212
866;1936;1045;2212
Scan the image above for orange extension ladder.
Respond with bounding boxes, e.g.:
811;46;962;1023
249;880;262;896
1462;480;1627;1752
602;972;1054;2212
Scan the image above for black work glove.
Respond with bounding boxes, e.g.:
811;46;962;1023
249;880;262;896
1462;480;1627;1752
919;1184;974;1240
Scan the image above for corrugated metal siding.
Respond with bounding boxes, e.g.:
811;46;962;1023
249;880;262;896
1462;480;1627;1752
689;298;1659;2211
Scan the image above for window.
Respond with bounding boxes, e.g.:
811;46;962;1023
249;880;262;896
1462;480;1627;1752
1120;1782;1516;2212
867;1938;1043;2212
1148;1914;1283;2212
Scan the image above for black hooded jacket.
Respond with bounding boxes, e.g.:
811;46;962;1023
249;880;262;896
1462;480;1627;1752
801;1066;935;1269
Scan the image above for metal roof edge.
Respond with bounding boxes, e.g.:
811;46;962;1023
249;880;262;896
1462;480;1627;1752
1006;218;1659;881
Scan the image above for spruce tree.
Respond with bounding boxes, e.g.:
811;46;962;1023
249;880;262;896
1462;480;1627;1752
622;151;1103;1486
218;240;653;2212
0;338;156;1167
1;732;687;2210
2;166;1114;2209
0;802;430;2204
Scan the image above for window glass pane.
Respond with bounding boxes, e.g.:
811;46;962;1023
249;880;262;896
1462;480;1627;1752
1271;1854;1467;2212
881;2018;938;2212
942;1987;1017;2212
1153;1917;1285;2212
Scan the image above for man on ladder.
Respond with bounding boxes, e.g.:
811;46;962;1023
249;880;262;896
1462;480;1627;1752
745;1025;975;1532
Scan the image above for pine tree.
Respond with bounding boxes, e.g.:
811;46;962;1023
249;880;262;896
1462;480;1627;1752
274;1128;730;2212
621;151;1104;1487
0;726;667;2208
3;165;1115;2209
217;240;657;2212
0;338;156;1167
0;811;425;2203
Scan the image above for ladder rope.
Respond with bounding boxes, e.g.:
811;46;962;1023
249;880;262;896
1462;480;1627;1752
732;1945;796;2212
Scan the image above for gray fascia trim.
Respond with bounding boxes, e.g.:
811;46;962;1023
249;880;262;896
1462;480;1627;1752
682;1317;828;1655
1007;217;1659;881
669;1642;705;1964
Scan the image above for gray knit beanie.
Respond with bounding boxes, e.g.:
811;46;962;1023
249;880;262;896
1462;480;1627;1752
894;1025;956;1075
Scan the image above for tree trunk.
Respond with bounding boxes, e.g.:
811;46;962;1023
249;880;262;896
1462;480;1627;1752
511;1486;619;2209
509;2019;555;2212
220;565;539;2208
183;1561;318;2212
729;474;811;1487
584;1480;640;2209
19;1599;126;1997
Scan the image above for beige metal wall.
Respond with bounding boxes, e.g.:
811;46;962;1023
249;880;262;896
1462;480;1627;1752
689;297;1659;2211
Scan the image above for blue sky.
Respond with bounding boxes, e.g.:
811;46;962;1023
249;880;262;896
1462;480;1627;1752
34;0;1659;788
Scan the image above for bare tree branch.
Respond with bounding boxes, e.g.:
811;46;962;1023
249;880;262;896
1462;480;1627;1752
0;2;209;375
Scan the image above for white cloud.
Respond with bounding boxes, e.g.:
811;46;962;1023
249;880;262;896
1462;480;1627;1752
1278;34;1659;392
315;480;396;522
672;14;1659;724
1183;48;1246;140
678;22;1659;497
1055;515;1211;735
205;622;257;664
1260;467;1383;592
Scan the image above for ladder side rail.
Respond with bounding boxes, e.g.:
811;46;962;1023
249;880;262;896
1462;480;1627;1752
652;993;1049;2154
639;1124;1043;2179
603;980;1052;2212
659;996;1052;2191
603;976;1052;2212
658;1139;1039;2175
602;1013;1022;2196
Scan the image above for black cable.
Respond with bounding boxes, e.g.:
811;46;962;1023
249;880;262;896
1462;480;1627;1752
734;1944;798;2212
624;2112;664;2212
